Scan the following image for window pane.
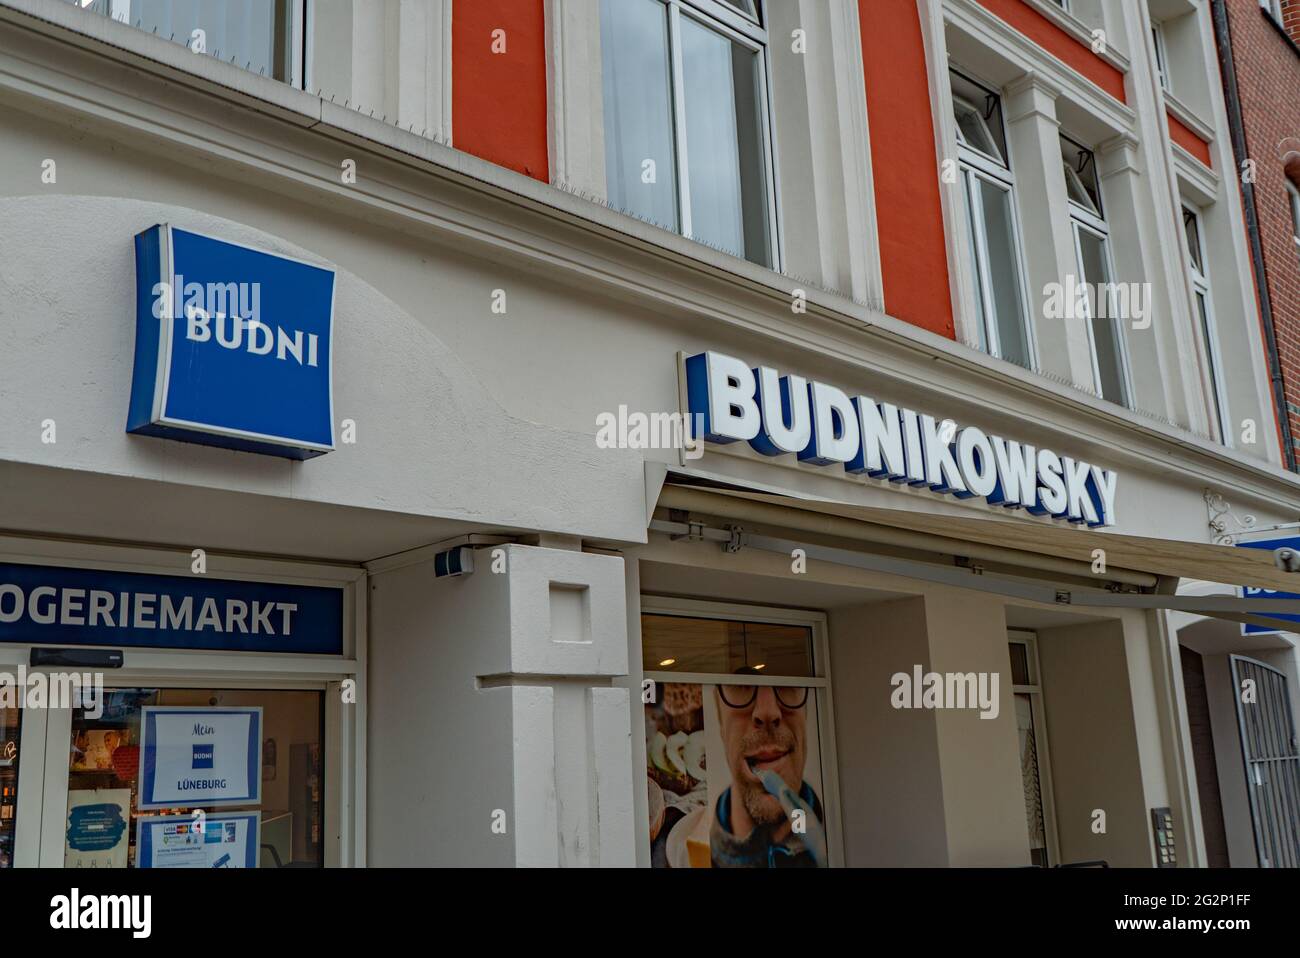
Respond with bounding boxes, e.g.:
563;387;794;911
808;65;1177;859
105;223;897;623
0;706;19;868
951;71;1007;165
600;0;679;232
977;178;1031;369
64;688;323;868
962;174;989;353
76;0;292;82
1016;693;1049;866
1196;290;1227;440
956;102;1001;161
641;614;813;676
1060;138;1101;215
1077;228;1129;405
1184;208;1204;274
1008;642;1031;686
680;16;771;266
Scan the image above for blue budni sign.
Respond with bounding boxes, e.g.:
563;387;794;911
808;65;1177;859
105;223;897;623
1237;537;1300;635
128;225;336;460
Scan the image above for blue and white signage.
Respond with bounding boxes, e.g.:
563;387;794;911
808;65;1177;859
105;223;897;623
685;351;1120;527
0;561;343;655
1237;537;1300;635
137;812;261;868
129;224;336;459
139;707;261;810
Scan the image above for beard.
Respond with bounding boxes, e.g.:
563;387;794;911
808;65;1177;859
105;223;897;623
735;725;800;827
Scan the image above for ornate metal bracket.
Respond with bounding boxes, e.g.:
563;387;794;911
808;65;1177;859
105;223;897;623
1205;489;1257;546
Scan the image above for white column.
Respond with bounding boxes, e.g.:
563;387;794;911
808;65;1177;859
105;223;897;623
1003;71;1094;390
546;0;606;199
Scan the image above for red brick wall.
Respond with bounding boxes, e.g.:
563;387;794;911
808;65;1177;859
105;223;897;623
1283;0;1300;46
1223;0;1300;459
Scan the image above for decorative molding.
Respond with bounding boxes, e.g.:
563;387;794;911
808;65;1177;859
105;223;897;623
1022;0;1132;73
828;0;883;308
944;0;1136;136
1163;89;1214;145
1205;489;1257;545
545;0;605;200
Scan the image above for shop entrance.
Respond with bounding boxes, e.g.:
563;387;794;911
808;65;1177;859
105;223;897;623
14;680;336;869
60;687;324;868
1230;655;1300;868
0;536;365;869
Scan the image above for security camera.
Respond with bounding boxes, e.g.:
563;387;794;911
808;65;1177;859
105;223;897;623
1274;547;1300;573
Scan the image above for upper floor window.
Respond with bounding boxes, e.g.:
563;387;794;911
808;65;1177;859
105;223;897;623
1183;206;1231;444
71;0;304;87
1151;21;1170;92
1287;181;1300;263
600;0;776;268
1261;0;1286;24
1063;135;1132;408
952;70;1034;371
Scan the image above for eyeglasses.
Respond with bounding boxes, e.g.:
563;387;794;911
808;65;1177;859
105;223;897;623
718;685;809;710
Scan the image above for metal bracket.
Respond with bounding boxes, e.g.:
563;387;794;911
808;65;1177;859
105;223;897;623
1205;489;1257;546
722;525;745;554
667;509;705;543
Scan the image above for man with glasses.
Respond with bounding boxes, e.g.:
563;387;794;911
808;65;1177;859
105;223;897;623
711;669;825;867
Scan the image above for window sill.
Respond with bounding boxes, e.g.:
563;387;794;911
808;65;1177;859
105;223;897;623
1164;90;1216;146
1021;0;1132;74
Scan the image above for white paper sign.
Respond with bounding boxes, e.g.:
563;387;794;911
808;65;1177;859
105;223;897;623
65;789;131;869
138;707;262;809
136;812;260;868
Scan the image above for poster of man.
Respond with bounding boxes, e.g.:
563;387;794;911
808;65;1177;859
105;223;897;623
647;675;827;868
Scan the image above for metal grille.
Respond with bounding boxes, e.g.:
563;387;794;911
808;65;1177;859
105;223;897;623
1231;656;1300;868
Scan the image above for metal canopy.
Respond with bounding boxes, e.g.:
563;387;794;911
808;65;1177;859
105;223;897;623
654;482;1300;630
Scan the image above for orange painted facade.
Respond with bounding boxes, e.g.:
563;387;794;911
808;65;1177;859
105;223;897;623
860;0;955;339
973;0;1127;102
1166;110;1214;169
451;0;550;182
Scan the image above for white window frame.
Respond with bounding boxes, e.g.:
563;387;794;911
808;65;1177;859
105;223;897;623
1065;141;1133;408
1008;630;1061;867
1184;205;1233;445
953;76;1038;370
1261;0;1285;24
639;595;844;867
88;0;306;89
1287;181;1300;262
0;534;365;868
625;0;784;270
1151;20;1170;93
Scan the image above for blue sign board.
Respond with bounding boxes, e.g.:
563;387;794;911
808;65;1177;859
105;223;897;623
1237;537;1300;635
139;707;261;809
129;224;336;460
0;561;343;654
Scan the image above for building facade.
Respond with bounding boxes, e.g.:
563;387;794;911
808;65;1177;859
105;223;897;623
1163;0;1300;871
0;0;1298;868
